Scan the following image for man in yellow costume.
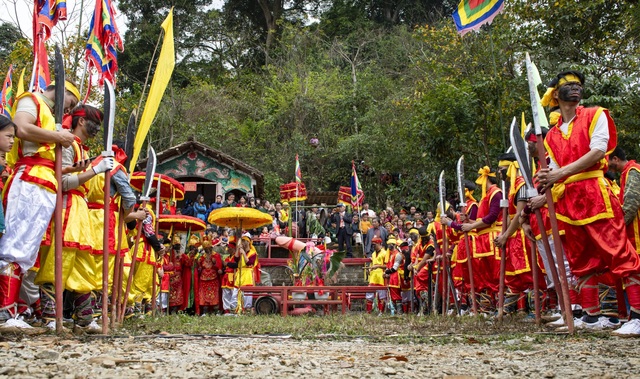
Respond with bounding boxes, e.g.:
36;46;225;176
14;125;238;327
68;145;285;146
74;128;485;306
85;140;144;316
234;233;257;312
0;82;77;325
366;236;389;314
35;104;114;331
129;202;160;314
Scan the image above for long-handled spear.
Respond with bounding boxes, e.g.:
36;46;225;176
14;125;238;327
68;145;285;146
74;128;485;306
100;79;116;334
457;156;478;314
497;174;510;321
53;47;65;333
110;211;125;328
510;117;563;325
438;171;448;315
526;53;574;333
151;176;162;316
119;146;157;322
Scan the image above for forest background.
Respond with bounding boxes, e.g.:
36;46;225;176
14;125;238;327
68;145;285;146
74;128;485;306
1;0;639;211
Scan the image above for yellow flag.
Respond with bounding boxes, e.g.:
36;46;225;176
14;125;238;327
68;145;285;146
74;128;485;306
129;8;175;172
17;67;26;96
521;112;526;138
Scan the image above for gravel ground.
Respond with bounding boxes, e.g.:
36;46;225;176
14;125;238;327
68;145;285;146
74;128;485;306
0;332;636;378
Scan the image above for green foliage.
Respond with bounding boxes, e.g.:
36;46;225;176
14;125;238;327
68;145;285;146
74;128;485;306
3;0;639;210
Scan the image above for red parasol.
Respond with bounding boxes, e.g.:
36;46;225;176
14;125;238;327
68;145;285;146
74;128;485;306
157;214;207;233
130;172;185;200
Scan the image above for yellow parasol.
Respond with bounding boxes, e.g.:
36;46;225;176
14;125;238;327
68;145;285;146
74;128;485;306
207;207;272;313
208;207;273;230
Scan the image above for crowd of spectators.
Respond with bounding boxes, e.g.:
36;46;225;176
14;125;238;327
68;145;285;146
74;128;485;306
165;192;433;258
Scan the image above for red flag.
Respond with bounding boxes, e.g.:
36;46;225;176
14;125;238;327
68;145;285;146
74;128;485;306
31;0;66;92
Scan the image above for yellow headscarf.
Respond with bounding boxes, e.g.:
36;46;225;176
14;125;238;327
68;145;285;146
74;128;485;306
465;188;476;202
549;110;561;127
51;80;81;101
475;166;496;199
540;73;582;108
505;161;520;197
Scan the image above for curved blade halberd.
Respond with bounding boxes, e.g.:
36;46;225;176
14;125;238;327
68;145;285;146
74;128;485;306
525;52;549;136
141;146;157;201
102;79;116;156
54;47;65;127
439;170;446;218
456;156;465;208
124;110;137;169
509;116;538;198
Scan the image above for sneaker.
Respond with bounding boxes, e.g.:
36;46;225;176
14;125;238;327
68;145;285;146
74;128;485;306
1;318;33;329
555;318;580;332
548;316;567;327
599;316;620;329
45;320;56;330
576;317;605;330
542;312;562;323
612;319;640;338
75;320;102;334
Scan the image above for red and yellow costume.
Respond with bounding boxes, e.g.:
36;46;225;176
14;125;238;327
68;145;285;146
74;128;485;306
35;138;96;322
0;92;58;316
452;193;478;294
471;184;502;294
86;153;130;294
545;105;640;315
366;241;388;313
619;160;640;252
197;247;222;311
129;204;158;304
387;246;404;303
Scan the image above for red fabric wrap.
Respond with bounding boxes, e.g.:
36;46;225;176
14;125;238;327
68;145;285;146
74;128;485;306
579;276;600;316
624;275;640;314
0;263;22;316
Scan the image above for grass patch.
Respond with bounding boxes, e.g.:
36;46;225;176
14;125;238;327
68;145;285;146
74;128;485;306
117;312;591;346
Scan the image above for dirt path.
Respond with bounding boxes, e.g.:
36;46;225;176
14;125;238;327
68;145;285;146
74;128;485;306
0;333;636;378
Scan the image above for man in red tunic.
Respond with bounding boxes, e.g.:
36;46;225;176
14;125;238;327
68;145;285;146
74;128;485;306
384;237;404;314
608;147;640;252
455;167;502;313
197;238;222;315
408;228;434;315
168;236;185;314
537;70;640;336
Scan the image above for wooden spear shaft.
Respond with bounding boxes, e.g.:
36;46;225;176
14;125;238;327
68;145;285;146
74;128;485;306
535;138;574;333
101;169;111;333
497;185;509;321
530;239;541;325
54;144;63;333
110;210;125;328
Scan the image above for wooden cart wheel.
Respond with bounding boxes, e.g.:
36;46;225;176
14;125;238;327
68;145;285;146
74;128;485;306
254;296;279;315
